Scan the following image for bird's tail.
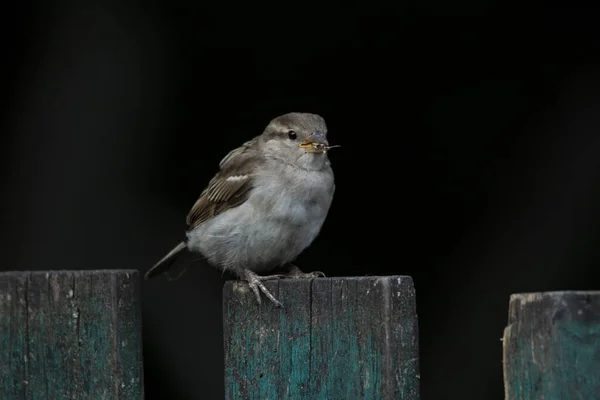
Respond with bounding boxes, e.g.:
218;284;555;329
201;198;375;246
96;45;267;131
144;241;188;280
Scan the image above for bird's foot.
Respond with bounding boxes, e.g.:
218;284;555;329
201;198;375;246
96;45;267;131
284;264;326;279
242;269;285;308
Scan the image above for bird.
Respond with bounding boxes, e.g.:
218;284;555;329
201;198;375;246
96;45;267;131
145;112;337;307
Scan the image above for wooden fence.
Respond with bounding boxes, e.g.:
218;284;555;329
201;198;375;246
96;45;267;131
0;270;143;399
1;270;598;399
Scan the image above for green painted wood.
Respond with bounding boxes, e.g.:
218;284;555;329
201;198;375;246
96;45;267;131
0;270;144;400
223;276;420;400
503;291;600;400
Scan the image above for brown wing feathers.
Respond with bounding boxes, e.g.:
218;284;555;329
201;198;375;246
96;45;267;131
185;142;258;230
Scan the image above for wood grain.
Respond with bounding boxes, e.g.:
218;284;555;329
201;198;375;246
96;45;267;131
0;270;143;400
503;291;600;400
223;276;420;400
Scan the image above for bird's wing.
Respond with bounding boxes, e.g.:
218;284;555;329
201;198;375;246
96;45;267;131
186;139;259;229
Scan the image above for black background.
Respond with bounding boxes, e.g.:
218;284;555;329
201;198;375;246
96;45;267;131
2;4;600;400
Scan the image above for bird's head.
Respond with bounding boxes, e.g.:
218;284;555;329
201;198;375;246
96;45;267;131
259;112;339;170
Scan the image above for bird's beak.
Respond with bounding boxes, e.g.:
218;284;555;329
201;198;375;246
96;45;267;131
299;131;339;153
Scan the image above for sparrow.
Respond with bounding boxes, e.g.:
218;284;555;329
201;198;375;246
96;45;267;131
145;112;337;307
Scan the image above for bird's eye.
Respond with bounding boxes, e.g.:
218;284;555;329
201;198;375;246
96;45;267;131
287;130;297;140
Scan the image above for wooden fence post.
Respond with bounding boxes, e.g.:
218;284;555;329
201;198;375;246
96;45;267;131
0;270;144;400
223;276;420;400
503;291;600;400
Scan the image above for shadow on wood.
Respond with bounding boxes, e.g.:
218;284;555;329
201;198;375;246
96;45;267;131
0;270;143;400
503;291;600;400
223;276;420;400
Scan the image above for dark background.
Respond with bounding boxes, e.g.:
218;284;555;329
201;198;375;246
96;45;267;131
3;4;600;400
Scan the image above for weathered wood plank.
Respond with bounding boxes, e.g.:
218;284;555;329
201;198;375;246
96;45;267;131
503;291;600;400
223;276;420;400
0;270;144;400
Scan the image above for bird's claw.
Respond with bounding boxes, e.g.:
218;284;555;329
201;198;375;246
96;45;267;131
287;271;326;278
242;270;284;308
285;264;326;279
